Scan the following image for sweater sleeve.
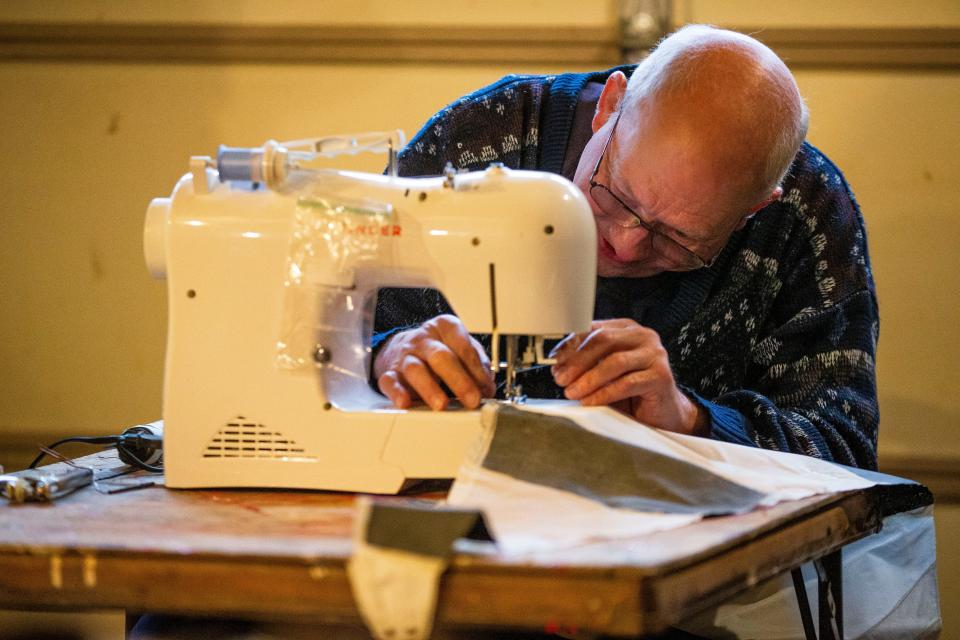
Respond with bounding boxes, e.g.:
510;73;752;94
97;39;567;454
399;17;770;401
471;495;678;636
701;150;879;469
712;289;879;469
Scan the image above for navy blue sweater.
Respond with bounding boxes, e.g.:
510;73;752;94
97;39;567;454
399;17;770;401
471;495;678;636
374;69;879;469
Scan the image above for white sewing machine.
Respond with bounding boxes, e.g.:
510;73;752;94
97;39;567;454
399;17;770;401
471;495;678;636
144;132;596;493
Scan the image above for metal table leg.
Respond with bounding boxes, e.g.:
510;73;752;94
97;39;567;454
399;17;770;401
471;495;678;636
814;550;843;640
792;567;817;640
792;548;843;640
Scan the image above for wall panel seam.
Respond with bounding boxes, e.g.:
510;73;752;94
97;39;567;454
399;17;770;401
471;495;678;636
0;23;958;68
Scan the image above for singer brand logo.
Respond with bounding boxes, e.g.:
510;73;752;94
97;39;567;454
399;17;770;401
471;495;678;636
346;224;403;237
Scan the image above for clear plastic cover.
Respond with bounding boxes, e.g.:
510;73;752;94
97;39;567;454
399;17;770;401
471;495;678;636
276;177;394;383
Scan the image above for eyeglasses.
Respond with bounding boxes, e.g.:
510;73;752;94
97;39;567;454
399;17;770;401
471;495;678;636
588;110;715;270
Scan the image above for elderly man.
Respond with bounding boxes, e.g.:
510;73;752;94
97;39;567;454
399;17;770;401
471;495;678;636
372;25;878;469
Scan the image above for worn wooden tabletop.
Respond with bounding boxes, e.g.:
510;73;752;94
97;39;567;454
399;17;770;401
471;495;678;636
0;449;925;637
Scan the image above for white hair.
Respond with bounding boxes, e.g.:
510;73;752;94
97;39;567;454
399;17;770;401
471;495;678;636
624;24;809;198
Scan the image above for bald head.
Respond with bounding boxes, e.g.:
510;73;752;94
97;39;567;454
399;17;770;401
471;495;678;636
624;25;808;205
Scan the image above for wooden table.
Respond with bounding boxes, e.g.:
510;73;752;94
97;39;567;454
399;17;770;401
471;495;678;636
0;450;932;638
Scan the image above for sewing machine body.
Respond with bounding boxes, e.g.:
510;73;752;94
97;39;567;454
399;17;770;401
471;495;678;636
145;144;596;493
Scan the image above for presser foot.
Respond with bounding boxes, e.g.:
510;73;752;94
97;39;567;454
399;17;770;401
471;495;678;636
503;382;527;405
494;334;561;405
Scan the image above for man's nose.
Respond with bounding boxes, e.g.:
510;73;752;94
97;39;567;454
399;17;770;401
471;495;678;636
607;224;651;261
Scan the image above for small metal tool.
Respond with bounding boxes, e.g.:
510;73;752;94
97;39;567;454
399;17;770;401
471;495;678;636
0;466;94;503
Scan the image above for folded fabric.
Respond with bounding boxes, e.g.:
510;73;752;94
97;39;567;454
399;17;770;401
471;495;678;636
448;401;878;555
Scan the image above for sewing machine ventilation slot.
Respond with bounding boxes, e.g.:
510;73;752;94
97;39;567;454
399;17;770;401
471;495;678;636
203;417;317;461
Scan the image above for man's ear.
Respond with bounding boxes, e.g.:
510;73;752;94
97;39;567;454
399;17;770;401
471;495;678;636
591;71;629;133
737;187;783;229
747;186;783;214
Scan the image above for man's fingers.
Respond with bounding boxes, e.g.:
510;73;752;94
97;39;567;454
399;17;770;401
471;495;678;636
435;319;495;398
553;325;649;387
465;336;496;397
377;370;415;409
549;331;585;359
578;368;659;406
575;324;649;361
562;347;660;400
421;342;485;409
377;315;494;410
400;354;449;411
593;318;635;330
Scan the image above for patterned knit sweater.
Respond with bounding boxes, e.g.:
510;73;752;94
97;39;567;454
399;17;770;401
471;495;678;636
374;69;879;469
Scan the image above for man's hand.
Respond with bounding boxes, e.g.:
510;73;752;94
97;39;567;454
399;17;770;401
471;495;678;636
551;319;709;436
374;314;496;411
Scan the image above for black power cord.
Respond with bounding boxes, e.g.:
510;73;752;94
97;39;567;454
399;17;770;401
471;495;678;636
29;426;164;472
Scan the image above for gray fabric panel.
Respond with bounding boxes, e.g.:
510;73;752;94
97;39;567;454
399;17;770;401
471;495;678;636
483;405;766;516
365;501;492;558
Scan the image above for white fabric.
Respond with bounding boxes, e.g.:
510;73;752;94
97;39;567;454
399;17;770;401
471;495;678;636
675;507;942;639
447;402;877;556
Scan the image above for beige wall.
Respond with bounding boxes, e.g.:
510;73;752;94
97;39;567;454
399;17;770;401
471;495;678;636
679;0;960;27
0;0;612;28
1;0;957;636
793;68;960;461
